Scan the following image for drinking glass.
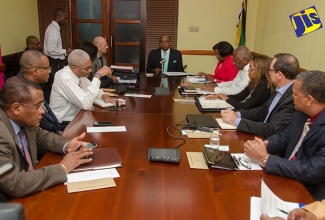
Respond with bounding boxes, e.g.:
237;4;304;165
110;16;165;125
210;128;221;149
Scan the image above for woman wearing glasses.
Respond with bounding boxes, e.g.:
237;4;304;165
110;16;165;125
206;54;274;110
198;41;238;83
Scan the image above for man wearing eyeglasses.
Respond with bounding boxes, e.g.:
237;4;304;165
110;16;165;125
244;70;325;201
50;49;117;122
0;76;93;200
221;53;298;138
146;35;184;74
17;50;62;136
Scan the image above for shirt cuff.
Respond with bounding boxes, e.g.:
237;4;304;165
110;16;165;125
234;117;241;127
63;142;69;154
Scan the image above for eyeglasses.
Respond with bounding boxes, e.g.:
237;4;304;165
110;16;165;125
238;157;251;169
249;68;256;72
31;66;51;70
74;65;92;72
20;101;45;112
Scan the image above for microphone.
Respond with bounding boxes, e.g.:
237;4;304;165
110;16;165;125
160;58;165;73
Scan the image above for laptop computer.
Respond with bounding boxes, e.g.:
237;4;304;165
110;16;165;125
186;114;218;128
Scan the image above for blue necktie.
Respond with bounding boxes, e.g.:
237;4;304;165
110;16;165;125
163;51;168;72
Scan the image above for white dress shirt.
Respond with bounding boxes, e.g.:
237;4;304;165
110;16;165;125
50;66;104;122
214;63;250;95
44;21;66;60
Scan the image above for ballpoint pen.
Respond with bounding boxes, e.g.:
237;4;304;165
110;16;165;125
232;155;240;167
277;208;289;215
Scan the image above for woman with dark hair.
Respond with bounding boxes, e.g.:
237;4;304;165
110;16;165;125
206;54;274;110
198;41;238;83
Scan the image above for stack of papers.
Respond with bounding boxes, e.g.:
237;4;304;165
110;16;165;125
110;65;134;72
216;118;237;130
187;76;207;84
198;96;234;109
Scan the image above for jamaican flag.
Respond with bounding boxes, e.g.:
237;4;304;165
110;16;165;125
236;0;247;46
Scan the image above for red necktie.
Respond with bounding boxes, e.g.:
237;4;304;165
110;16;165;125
19;129;33;171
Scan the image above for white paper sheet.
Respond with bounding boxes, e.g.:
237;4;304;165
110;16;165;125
67;168;120;183
124;93;152;98
216;118;237;130
87;126;127;133
231;153;262;170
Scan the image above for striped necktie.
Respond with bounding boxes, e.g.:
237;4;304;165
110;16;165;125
19;129;33;171
289;119;311;160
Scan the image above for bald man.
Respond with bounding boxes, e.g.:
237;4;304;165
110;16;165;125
91;36;118;88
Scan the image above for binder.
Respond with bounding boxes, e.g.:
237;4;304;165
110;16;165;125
72;148;123;172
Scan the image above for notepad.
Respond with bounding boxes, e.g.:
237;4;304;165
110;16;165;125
93;99;114;108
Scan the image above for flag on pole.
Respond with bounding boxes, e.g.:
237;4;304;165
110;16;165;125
236;0;247;46
0;43;5;90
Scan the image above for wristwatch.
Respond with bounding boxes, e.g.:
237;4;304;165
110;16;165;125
95;72;102;79
260;159;267;168
213;79;217;83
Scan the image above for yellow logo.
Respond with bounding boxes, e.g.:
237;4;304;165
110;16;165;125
289;6;323;37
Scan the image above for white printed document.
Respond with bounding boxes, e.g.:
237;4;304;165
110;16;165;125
216;118;237;130
198;96;234;109
87;126;127;133
250;180;300;220
124;93;152;98
67;168;120;183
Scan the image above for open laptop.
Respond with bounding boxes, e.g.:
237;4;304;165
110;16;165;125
186;114;218;128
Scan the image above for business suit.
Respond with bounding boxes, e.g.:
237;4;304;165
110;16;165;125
266;110;325;200
146;48;184;73
17;72;62;134
237;83;295;138
0;107;68;198
90;55;113;88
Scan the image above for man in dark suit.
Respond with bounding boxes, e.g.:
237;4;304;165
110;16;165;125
91;36;117;88
17;50;62;135
146;35;184;74
244;70;325;200
0;76;93;199
221;53;299;138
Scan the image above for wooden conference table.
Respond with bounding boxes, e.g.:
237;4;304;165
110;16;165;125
12;74;314;220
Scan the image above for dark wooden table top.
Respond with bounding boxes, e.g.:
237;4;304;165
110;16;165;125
12;75;314;220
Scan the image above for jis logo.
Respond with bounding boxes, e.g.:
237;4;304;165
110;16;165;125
289;6;323;37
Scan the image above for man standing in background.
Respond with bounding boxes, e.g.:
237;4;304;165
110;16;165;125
43;8;73;103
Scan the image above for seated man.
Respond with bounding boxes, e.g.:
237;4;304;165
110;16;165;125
17;50;62;134
91;37;118;88
50;49;117;122
201;45;251;95
221;53;298;138
146;35;184;74
244;70;325;200
0;76;93;199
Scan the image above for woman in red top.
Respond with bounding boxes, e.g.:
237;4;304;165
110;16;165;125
198;41;238;83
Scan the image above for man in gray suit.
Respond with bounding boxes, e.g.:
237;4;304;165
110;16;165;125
0;76;93;199
221;53;299;138
91;36;118;88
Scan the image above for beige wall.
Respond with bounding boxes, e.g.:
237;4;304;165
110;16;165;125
178;0;242;74
0;0;39;55
178;0;325;72
252;0;325;71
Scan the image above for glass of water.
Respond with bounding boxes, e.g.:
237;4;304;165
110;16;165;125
209;128;221;149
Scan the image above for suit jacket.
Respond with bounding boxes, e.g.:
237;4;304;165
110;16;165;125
0;107;68;199
40;101;61;134
90;55;113;88
146;48;184;73
237;83;295;138
226;80;272;110
266;110;325;200
16;72;62;134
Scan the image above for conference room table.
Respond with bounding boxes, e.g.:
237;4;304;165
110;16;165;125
12;74;314;220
